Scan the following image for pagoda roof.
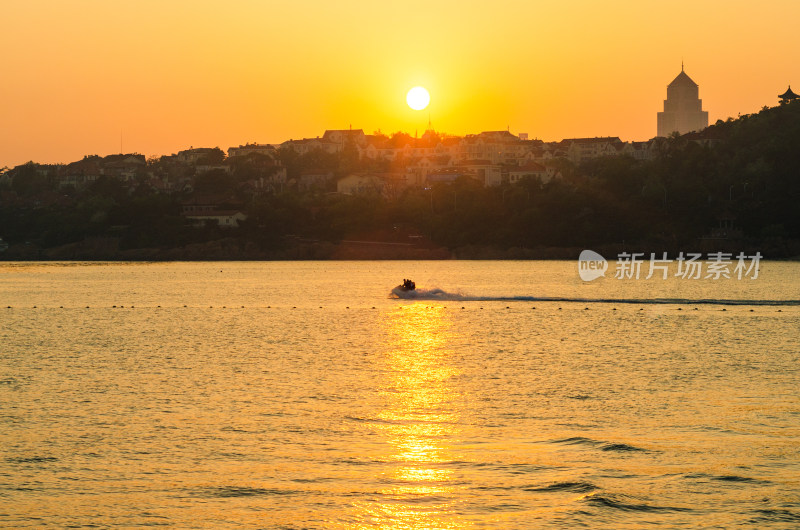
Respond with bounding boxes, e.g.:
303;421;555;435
779;86;798;100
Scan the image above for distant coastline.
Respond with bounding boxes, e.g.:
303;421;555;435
2;103;799;262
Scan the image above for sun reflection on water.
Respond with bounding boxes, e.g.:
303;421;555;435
352;303;467;529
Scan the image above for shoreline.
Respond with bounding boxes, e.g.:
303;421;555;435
1;237;798;262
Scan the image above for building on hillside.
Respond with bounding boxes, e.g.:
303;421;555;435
295;170;333;192
559;137;623;164
460;131;527;164
228;143;277;158
508;162;554;184
280;137;339;155
337;174;384;195
185;210;247;228
322;129;367;147
779;86;798;105
405;155;453;187
181;195;247;227
425;168;473;185
175;148;221;165
181;195;241;215
226;151;287;192
657;65;709;137
101;154;147;181
455;160;503;187
625;141;655;161
59;157;103;189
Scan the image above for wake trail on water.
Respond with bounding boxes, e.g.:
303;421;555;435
389;287;800;306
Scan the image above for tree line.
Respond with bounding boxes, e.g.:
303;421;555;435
1;103;798;259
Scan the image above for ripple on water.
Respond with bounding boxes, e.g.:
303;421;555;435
549;437;649;453
684;472;771;485
581;492;693;513
749;508;800;524
524;481;599;493
192;486;302;498
6;456;59;464
600;443;647;453
484;462;560;475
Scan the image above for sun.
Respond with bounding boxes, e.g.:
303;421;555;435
406;86;430;111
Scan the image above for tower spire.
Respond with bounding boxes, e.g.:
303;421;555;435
681;59;684;72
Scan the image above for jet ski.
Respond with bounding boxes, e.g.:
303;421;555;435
391;278;417;298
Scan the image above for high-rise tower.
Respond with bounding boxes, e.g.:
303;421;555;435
657;64;708;137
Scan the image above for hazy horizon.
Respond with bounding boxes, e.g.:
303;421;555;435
2;0;798;167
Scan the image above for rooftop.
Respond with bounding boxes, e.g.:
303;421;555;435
779;86;798;100
668;65;699;87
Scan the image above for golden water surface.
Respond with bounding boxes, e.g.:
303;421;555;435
1;261;799;528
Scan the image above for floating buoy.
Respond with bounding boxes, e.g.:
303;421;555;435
722;308;727;311
584;307;589;310
678;308;682;311
612;308;617;311
749;309;754;312
694;308;698;310
112;305;116;308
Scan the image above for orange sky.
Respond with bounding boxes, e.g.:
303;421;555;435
1;0;798;167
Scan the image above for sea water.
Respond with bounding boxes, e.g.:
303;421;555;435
1;261;799;528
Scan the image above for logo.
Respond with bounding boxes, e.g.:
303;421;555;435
578;249;608;281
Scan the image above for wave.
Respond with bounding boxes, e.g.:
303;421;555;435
390;287;800;306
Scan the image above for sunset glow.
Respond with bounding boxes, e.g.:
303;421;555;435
1;1;799;167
